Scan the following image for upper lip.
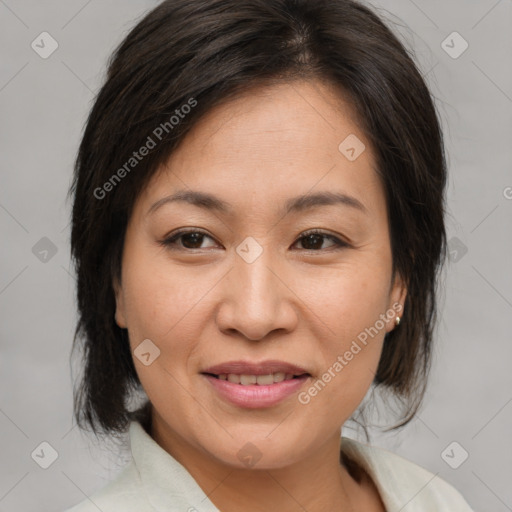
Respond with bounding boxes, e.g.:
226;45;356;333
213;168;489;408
202;360;311;376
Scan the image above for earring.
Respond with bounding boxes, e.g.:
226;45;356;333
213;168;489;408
395;316;401;326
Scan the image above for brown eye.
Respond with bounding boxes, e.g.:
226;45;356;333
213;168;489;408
293;230;348;251
160;228;348;252
180;232;208;249
160;230;218;250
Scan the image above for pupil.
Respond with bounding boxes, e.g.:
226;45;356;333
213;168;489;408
180;233;325;250
302;234;323;250
182;233;203;248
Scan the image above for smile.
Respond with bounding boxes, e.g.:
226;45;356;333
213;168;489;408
210;372;302;385
202;372;311;409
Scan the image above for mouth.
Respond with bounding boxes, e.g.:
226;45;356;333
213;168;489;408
200;360;312;408
203;372;309;385
201;359;312;384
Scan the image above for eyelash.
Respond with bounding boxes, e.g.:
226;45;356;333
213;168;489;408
159;228;349;252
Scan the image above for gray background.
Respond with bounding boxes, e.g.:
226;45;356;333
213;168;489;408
0;0;511;510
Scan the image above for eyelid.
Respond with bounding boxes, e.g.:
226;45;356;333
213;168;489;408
159;228;218;249
294;228;349;250
159;228;350;251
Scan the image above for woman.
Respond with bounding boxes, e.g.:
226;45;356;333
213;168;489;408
65;0;474;510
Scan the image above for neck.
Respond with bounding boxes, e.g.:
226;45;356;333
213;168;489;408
150;416;369;512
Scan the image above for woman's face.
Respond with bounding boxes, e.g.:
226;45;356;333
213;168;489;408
114;79;405;469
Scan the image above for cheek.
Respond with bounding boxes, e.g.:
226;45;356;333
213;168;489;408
121;246;206;338
298;266;390;409
303;261;391;340
120;266;202;406
120;252;221;387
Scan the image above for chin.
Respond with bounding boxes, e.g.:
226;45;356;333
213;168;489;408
198;429;307;470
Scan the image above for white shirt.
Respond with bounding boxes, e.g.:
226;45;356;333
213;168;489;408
64;420;474;511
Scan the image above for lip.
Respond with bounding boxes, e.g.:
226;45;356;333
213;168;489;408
203;373;310;409
202;359;310;376
201;359;311;409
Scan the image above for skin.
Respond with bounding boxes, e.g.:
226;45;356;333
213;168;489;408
114;79;406;512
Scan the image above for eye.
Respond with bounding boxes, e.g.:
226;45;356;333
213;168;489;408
159;228;349;252
292;229;348;251
159;229;219;250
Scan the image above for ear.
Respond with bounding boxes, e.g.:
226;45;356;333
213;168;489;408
385;271;407;333
113;275;127;328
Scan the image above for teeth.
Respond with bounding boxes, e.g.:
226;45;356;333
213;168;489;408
240;374;257;385
216;372;300;385
227;374;240;384
256;374;274;385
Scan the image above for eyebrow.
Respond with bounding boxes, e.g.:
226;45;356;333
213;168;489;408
146;189;367;217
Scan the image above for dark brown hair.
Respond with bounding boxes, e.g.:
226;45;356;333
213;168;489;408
68;0;447;439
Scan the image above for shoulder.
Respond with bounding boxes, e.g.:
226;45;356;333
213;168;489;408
341;437;474;511
63;460;149;512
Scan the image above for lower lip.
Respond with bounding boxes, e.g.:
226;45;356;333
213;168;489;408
203;374;310;409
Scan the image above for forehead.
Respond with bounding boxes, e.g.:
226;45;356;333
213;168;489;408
136;79;383;219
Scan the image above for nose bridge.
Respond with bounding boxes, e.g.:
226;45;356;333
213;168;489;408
216;237;295;340
235;237;280;312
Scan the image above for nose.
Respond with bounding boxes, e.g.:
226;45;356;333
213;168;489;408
215;245;299;341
